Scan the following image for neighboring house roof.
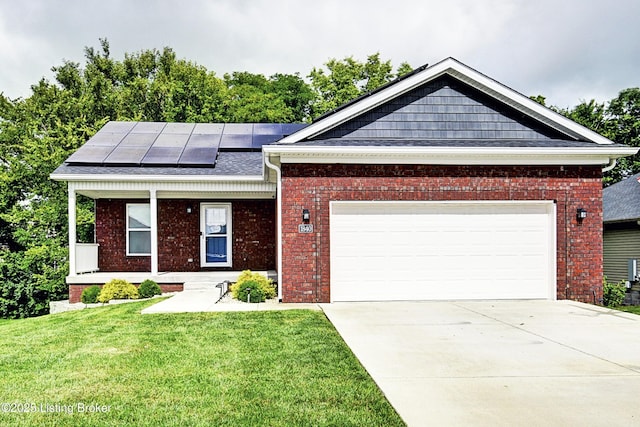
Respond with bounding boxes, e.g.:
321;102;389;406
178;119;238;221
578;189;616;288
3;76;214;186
603;173;640;223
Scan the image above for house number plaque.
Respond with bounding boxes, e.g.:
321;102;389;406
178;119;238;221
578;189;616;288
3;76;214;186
298;224;314;233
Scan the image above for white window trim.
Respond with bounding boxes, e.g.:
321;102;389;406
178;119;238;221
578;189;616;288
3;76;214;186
200;203;232;267
126;203;151;256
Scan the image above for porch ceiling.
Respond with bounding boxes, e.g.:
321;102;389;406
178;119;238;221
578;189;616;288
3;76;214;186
69;180;276;200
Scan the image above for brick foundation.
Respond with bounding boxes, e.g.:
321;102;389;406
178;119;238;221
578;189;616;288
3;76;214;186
69;283;184;303
280;164;603;304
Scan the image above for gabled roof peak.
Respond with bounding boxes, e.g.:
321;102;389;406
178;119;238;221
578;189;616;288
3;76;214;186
281;58;614;145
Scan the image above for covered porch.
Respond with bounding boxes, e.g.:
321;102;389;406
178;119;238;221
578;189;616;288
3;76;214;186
59;177;278;302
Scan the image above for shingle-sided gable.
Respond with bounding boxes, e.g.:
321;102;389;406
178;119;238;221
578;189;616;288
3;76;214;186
311;76;569;142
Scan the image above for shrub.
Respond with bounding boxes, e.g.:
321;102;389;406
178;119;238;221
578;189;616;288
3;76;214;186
235;281;266;303
230;270;276;303
138;279;162;299
81;285;101;304
97;279;139;303
603;276;626;307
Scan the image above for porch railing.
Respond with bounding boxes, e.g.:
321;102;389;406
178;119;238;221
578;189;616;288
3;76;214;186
76;243;99;274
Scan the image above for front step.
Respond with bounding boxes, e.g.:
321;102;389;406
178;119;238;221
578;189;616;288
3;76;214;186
183;281;219;291
182;281;231;304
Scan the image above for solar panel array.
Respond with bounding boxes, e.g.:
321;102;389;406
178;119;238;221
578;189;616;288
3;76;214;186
66;121;307;167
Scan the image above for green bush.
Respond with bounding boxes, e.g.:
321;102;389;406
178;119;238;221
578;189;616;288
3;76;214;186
235;280;266;303
81;285;101;304
603;276;626;307
138;279;162;299
97;279;139;303
230;270;276;303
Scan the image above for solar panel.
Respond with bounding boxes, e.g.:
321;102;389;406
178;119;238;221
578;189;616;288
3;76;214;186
193;123;224;134
142;147;183;165
253;123;282;135
220;133;253;149
104;147;150;165
163;123;195;134
84;132;126;146
178;146;218;166
222;123;253;135
65;121;310;167
120;133;157;147
66;146;115;164
186;133;221;147
131;122;166;134
252;134;281;148
100;121;137;133
152;133;190;148
281;123;307;135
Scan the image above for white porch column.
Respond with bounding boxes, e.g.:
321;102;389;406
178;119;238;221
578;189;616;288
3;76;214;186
150;188;158;275
68;184;77;276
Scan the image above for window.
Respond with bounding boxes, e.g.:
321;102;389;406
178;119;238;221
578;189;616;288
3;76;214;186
127;203;151;256
201;203;232;267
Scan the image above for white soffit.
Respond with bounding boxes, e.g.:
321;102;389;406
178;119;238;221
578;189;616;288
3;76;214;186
279;58;615;145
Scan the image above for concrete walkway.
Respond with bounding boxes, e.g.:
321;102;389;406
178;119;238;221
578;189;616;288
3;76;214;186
141;287;320;314
321;300;640;427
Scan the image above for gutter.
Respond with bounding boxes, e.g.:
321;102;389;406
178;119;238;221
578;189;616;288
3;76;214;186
263;153;283;302
602;158;617;172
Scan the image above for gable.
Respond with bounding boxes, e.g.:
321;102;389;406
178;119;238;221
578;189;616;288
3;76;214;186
310;76;570;142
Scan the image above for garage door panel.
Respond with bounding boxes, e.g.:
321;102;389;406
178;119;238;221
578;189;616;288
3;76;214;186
330;201;556;301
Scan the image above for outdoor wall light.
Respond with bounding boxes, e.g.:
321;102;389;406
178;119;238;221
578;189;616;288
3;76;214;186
186;206;193;214
576;208;587;220
302;209;310;223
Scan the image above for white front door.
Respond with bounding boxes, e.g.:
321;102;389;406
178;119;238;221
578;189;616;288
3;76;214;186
200;203;232;267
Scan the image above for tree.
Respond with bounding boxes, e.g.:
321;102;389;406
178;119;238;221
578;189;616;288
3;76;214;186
308;53;412;118
559;89;640;185
0;41;409;317
605;88;640;183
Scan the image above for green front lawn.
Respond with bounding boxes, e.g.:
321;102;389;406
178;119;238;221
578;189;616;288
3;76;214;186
613;305;640;315
0;300;404;426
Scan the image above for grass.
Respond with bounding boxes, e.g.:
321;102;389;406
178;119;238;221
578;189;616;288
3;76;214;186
613;305;640;315
0;300;404;426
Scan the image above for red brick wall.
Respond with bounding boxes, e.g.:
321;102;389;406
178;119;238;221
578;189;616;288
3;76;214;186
280;164;603;304
96;199;150;272
95;199;276;272
69;283;184;303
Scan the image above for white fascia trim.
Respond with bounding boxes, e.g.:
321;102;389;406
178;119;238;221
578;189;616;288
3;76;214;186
279;58;615;145
270;145;638;166
50;173;266;182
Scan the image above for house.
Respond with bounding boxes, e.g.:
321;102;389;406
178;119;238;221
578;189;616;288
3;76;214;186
51;57;637;304
603;173;640;284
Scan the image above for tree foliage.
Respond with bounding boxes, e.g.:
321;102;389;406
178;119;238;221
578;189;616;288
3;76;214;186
0;40;410;317
308;53;412;118
555;88;640;185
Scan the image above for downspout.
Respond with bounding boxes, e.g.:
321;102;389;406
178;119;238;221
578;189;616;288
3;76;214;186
264;153;283;302
602;158;617;173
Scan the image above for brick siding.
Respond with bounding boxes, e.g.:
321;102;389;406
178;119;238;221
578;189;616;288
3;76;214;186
95;199;276;272
280;164;603;304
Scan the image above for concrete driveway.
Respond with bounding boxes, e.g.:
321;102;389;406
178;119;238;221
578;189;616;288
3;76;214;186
321;300;640;427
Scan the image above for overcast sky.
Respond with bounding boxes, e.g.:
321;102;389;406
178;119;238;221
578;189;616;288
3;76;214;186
0;0;638;109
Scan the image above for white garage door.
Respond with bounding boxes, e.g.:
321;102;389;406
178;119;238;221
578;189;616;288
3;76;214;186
330;201;556;301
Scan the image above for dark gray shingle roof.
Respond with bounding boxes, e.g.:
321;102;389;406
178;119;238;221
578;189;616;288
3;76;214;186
285;139;613;148
52;152;264;177
603;173;640;222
